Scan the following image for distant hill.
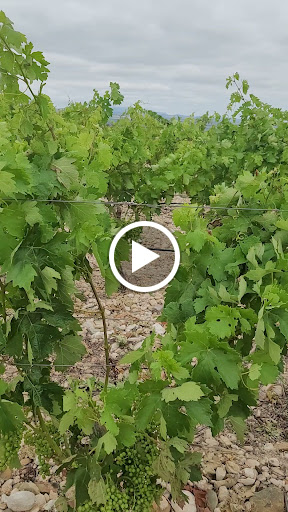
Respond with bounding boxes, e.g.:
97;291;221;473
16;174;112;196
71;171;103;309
111;106;189;121
110;107;240;128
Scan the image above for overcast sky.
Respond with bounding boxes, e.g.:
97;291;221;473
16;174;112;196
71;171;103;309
1;1;287;115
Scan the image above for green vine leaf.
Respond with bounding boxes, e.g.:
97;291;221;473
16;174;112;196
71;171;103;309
162;382;204;403
54;335;86;370
0;400;25;433
88;478;106;506
51;157;79;190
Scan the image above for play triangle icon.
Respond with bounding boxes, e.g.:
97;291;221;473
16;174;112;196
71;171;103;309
131;241;160;273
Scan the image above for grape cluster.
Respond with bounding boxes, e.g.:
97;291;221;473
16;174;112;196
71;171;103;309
24;423;61;477
77;501;95;512
77;481;130;512
116;434;160;512
77;434;160;512
0;429;23;471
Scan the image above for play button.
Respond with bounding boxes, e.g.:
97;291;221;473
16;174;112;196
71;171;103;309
109;221;180;293
131;241;160;273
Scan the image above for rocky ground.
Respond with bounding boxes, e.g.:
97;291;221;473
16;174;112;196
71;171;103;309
1;200;288;511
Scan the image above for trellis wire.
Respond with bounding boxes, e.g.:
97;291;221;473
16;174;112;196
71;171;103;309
0;197;287;213
6;362;148;369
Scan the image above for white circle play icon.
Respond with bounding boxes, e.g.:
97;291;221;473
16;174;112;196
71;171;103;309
109;221;180;293
131;241;160;273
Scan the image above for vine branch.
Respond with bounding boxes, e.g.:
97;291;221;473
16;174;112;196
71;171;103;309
36;406;64;460
0;280;7;325
84;265;110;392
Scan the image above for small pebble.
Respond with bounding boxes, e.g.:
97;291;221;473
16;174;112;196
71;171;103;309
219;435;232;447
4;491;36;512
246;459;260;469
44;500;55;512
218;486;229;502
269;458;280;467
20;458;31;467
1;480;13;496
238;478;256;486
216;466;226;481
270;478;284;488
206;438;219;447
243;468;257;480
263;443;274;451
226;461;240;474
206;489;218;511
35;495;46;508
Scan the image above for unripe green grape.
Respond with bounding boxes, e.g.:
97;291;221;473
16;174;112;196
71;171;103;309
0;428;23;471
24;423;62;477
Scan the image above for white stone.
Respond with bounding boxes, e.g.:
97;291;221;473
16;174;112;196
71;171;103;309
219;435;232;447
226;461;240;474
15;484;40;495
157;496;170;512
43;501;55;512
1;480;13;495
218;486;229;502
273;385;283;397
171;490;196;512
126;324;137;331
270;478;284;488
20;458;31;466
29;506;40;512
206;490;218;511
238;478;256;486
35;495;46;508
204;428;213;440
4;491;36;512
263;443;274;451
205;438;219;447
0;468;12;481
243;468;257;480
216;466;226;481
153;323;166;336
269;458;280;467
246;459;260;469
195;479;212;491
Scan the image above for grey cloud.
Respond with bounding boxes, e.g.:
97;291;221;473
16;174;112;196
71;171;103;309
1;0;288;114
